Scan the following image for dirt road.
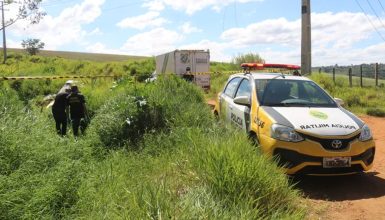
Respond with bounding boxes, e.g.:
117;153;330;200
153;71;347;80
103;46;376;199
298;116;385;220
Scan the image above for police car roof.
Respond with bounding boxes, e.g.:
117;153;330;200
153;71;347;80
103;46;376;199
230;72;310;81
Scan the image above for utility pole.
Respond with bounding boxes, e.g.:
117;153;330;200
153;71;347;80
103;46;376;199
301;0;311;75
1;1;6;64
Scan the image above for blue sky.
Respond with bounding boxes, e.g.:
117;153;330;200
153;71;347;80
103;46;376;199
5;0;385;66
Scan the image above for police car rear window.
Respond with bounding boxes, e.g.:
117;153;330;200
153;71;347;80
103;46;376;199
224;77;242;97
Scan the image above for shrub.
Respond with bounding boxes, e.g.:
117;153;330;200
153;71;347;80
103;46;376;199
90;76;212;150
90;93;166;149
11;80;57;102
367;108;385;117
232;52;265;66
345;95;363;107
126;58;155;82
21;38;45;55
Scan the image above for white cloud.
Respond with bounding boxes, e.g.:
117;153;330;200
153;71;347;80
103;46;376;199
8;0;105;50
88;28;103;36
121;28;183;56
218;11;385;65
221;17;300;47
180;22;202;34
180;40;230;61
142;0;165;12
86;42;107;53
86;42;124;55
143;0;263;15
221;12;384;49
117;11;168;30
7;39;22;49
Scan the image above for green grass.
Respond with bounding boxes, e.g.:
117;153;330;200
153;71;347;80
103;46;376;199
310;73;385;115
0;51;153;79
0;67;305;219
318;72;385;87
6;48;148;62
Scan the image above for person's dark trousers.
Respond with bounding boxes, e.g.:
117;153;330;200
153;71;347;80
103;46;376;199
54;115;67;136
72;118;81;136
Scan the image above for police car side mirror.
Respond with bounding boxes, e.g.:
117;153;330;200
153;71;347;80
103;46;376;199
234;96;250;106
334;98;344;106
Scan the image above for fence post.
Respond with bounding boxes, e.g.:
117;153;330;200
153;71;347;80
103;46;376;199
375;63;379;87
333;67;336;84
349;68;353;87
360;64;363;87
319;68;321;74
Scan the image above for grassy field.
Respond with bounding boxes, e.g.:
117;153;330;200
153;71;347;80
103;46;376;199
317;72;385;87
6;48;148;62
0;53;305;219
310;73;385;115
4;50;382;219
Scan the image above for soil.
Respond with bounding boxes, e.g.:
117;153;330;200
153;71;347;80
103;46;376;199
298;115;385;220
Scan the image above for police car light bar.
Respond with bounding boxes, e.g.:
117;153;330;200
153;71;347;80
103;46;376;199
241;63;301;70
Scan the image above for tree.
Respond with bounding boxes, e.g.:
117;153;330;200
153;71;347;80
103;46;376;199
21;38;44;55
232;53;265;66
2;0;46;62
1;0;46;31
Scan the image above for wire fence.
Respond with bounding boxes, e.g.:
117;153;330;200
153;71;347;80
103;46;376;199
313;63;385;87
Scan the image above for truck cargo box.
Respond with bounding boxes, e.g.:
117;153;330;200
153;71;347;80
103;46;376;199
155;50;210;89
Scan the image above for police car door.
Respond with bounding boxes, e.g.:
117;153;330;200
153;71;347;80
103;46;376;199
219;77;242;122
231;78;251;131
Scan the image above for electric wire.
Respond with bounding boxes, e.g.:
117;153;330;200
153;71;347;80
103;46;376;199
234;0;238;27
354;0;385;42
377;0;385;14
366;0;385;30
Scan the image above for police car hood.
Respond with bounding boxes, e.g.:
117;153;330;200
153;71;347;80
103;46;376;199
268;107;364;136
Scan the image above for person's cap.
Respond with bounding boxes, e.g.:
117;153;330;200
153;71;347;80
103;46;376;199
65;80;74;85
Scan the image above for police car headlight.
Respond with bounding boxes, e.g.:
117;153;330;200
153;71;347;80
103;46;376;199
359;124;372;141
271;124;304;142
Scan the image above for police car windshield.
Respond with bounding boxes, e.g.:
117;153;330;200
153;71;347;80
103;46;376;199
256;79;337;107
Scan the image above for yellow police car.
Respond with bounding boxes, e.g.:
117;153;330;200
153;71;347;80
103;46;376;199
214;63;375;175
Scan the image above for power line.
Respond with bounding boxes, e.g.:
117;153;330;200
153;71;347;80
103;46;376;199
233;0;238;27
377;0;385;14
366;0;385;30
355;0;385;42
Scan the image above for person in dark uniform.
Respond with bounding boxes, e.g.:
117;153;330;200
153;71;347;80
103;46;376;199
52;87;70;136
67;85;88;137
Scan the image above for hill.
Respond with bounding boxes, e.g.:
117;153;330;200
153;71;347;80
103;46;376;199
5;48;149;62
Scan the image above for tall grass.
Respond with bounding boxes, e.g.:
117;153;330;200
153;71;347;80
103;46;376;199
72;76;303;219
0;87;95;219
310;73;385;115
0;56;304;219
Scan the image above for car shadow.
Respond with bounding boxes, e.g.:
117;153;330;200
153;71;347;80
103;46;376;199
292;172;385;201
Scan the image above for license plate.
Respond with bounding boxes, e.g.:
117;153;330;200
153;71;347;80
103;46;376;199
323;157;351;168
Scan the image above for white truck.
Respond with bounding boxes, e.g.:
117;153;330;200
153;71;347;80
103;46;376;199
155;50;210;90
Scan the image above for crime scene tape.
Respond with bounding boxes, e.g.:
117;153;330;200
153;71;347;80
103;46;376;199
1;75;122;81
1;69;295;81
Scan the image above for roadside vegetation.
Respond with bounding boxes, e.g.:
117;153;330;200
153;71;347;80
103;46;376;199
310;73;385;116
0;52;304;219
